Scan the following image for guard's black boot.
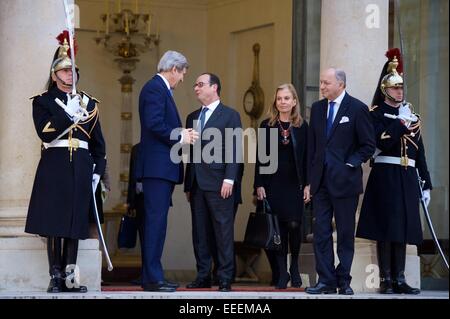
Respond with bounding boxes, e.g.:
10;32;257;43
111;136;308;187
47;266;63;293
379;277;394;294
392;243;420;295
61;238;88;293
393;277;420;294
47;237;63;293
62;268;88;293
377;241;393;294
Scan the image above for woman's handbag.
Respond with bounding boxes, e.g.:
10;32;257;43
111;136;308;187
243;199;281;251
117;212;138;249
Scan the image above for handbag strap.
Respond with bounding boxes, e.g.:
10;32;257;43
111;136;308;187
262;198;274;215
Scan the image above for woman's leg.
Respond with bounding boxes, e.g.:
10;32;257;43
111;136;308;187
275;221;290;289
287;221;302;287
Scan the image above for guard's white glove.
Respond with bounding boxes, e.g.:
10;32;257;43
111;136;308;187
92;174;101;192
398;103;418;127
66;94;89;122
64;94;81;117
422;189;431;208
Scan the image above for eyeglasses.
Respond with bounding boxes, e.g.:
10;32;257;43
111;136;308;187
193;82;210;88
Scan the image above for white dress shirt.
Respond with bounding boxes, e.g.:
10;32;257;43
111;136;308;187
198;100;234;186
197;99;220;129
157;73;171;91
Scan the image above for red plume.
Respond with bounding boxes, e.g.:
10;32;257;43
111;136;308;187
385;48;403;74
56;30;78;58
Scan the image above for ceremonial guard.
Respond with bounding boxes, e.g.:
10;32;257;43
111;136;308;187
25;31;106;293
356;49;432;294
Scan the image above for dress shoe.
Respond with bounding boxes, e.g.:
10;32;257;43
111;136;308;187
218;280;231;292
62;284;88;293
186;278;211;289
290;271;302;288
143;282;176;292
289;264;302;288
393;281;420;295
275;274;290;289
379;279;394;294
338;286;354;295
164;280;179;288
47;277;63;293
305;282;337;294
130;277;142;286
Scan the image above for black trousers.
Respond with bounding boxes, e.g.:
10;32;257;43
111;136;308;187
190;185;235;281
312;184;359;288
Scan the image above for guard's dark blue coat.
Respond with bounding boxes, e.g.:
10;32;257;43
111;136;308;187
356;102;432;245
25;86;106;239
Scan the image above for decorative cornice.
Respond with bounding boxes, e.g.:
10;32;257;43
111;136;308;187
76;0;245;10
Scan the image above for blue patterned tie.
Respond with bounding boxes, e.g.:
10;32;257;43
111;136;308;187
326;101;335;137
198;107;209;131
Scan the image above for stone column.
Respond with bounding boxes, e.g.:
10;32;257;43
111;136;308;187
318;0;419;292
0;0;101;291
0;0;67;237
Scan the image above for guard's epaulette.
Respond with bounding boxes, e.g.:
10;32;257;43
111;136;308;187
29;91;48;100
81;91;101;104
369;105;379;112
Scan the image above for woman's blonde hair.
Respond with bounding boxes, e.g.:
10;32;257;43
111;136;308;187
267;83;303;127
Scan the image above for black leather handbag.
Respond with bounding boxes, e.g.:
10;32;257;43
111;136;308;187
243;199;281;251
117;213;138;249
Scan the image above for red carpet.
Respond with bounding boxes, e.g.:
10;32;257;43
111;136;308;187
102;285;305;292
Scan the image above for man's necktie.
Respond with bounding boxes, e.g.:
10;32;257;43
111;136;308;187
198;107;209;131
326;101;335;137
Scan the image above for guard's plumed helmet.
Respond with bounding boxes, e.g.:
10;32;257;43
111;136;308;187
46;31;79;90
51;30;78;74
371;48;404;106
380;56;404;102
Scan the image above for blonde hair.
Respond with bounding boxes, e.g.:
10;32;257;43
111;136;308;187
267;83;303;127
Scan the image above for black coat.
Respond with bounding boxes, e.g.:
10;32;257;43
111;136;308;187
254;118;309;221
308;93;376;198
254;118;309;189
356;102;432;245
25;86;106;239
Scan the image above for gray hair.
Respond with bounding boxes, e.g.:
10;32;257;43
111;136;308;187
157;50;189;72
335;69;346;87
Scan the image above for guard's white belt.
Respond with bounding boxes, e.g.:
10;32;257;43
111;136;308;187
374;156;415;167
43;139;89;150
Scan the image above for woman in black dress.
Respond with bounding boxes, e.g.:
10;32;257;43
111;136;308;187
254;83;310;288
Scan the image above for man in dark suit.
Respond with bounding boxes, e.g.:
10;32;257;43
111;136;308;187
184;73;242;292
137;50;198;292
306;68;375;295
